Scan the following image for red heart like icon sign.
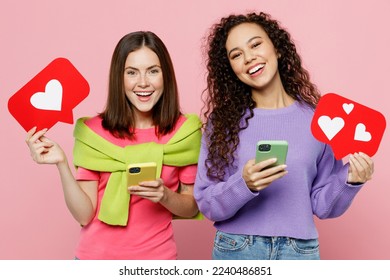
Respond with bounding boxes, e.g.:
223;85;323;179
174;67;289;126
311;93;386;159
8;57;89;131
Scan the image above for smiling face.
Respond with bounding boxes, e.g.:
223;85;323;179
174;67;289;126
226;22;282;95
124;46;164;122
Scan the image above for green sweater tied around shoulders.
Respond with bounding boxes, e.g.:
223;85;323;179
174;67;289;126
73;114;202;226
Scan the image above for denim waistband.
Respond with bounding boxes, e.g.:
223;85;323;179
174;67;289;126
247;236;298;246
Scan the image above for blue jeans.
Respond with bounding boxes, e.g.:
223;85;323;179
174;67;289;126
212;230;320;260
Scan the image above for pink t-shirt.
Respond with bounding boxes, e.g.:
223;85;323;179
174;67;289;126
74;115;197;259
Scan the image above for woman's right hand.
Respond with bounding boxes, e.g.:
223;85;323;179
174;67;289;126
26;127;97;226
25;127;66;165
242;158;288;192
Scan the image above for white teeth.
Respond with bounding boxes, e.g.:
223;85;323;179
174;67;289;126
134;91;153;96
249;64;264;74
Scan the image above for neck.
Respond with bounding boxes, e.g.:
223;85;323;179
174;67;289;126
134;111;154;129
251;83;294;109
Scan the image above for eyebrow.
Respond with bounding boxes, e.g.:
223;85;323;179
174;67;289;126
124;65;161;71
227;36;262;57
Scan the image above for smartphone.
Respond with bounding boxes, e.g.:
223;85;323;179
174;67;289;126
255;140;288;168
127;162;157;186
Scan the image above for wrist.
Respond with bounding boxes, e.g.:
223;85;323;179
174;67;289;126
159;185;171;205
56;158;68;169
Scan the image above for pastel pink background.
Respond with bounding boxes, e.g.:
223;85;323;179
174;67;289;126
1;0;389;259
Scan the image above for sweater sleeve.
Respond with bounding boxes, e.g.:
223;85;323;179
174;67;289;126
194;134;259;222
310;144;364;219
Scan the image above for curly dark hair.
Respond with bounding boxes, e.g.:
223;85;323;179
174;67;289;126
202;12;321;180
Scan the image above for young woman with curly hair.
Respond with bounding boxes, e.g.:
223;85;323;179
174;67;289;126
194;12;374;260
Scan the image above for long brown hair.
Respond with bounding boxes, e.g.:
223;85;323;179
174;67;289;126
202;12;321;180
100;31;181;139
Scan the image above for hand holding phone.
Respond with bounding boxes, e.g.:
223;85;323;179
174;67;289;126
255;140;288;169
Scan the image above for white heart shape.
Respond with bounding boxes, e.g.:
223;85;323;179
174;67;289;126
30;79;63;111
354;123;372;142
342;103;354;115
318;115;345;140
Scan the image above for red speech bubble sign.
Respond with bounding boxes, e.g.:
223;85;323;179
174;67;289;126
8;58;89;131
311;93;386;159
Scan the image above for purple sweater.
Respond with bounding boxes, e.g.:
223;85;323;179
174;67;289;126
194;101;363;239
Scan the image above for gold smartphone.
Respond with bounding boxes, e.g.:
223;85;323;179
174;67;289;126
127;162;157;186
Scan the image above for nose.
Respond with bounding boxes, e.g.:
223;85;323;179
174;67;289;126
244;50;256;64
138;73;150;87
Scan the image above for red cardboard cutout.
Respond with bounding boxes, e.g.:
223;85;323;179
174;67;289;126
311;93;386;159
8;58;89;131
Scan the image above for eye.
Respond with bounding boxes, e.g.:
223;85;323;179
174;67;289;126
126;70;137;76
148;68;161;75
230;52;242;60
251;41;261;48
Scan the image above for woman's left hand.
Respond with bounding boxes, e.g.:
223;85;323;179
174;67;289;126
128;178;166;203
347;152;374;184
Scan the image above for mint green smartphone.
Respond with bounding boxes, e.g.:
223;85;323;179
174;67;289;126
255;140;288;168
